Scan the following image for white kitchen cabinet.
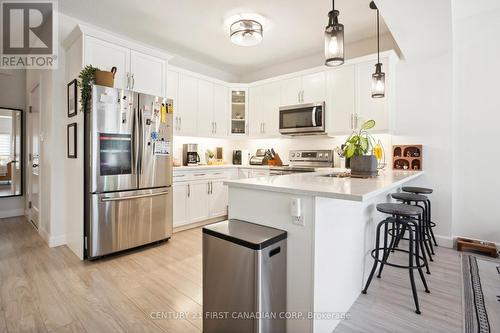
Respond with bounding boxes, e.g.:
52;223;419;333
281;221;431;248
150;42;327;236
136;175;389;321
302;72;326;103
281;77;303;106
197;79;214;137
326;65;356;134
209;180;228;217
173;183;189;227
84;36;130;90
280;72;326;106
130;50;165;96
355;57;389;131
166;70;179;114
83;36;166;96
172;169;231;228
249;82;281;138
177;73;198;136
213;84;229;137
187;181;210;223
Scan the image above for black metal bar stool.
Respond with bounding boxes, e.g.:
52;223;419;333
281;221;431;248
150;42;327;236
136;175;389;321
362;203;430;314
402;186;438;246
391;192;435;260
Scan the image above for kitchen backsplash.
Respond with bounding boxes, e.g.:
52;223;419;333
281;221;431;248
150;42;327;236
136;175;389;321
173;134;392;167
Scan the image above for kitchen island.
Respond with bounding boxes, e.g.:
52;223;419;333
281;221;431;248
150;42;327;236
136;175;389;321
224;169;424;333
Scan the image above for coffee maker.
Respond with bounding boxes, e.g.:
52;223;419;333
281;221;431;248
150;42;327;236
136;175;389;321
183;144;200;166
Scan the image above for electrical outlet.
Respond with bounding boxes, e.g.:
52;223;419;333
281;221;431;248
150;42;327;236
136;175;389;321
292;215;305;226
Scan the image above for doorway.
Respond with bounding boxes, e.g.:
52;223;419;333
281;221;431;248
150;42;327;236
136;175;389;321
27;83;41;229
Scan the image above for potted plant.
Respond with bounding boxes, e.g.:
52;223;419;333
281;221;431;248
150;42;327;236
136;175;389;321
343;119;378;177
78;65;99;113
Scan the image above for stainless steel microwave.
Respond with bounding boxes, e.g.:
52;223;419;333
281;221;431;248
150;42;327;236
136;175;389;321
279;102;325;135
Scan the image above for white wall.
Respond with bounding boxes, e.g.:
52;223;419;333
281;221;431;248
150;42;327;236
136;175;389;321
0;70;26;218
392;54;454;239
173;134;392;168
452;0;500;243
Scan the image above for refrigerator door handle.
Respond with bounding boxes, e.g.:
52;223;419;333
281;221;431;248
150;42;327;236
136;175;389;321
101;191;169;202
137;105;143;175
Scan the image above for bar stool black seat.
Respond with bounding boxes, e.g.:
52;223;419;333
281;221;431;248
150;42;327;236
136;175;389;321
401;186;438;247
402;186;433;195
391;192;435;259
363;203;430;314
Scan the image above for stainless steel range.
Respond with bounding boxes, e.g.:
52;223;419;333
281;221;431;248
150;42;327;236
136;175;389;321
269;149;333;175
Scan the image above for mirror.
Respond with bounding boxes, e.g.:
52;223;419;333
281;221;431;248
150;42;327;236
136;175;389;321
0;108;23;197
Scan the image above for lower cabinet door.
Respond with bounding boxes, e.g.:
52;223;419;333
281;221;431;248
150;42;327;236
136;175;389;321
209;180;228;217
173;183;189;227
187;181;210;223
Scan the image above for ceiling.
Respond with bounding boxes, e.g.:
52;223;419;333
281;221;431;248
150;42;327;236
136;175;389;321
59;0;389;77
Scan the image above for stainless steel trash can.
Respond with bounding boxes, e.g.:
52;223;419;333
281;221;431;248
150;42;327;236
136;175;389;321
203;219;287;333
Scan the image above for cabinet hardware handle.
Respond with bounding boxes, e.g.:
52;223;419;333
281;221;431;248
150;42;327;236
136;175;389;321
263;122;265;134
210;181;213;194
187;184;190;198
215;122;217;134
131;74;135;89
179;117;182;130
126;73;130;89
207;182;210;194
194;173;206;176
298;91;300;103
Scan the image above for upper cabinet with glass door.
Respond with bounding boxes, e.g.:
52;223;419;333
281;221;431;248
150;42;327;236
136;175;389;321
230;88;248;136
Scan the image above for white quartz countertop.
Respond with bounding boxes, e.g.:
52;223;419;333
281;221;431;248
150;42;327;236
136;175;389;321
224;169;424;201
173;164;276;171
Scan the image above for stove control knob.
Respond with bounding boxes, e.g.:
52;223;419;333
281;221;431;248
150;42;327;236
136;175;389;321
318;153;323;158
324;153;329;158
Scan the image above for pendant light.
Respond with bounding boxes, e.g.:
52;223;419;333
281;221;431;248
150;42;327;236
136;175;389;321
370;1;385;98
324;0;344;66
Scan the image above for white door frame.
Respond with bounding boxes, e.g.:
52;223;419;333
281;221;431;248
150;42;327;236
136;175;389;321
27;80;42;231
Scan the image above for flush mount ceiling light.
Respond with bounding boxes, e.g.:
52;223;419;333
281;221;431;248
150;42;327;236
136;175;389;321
230;19;263;46
370;1;385;98
324;0;344;66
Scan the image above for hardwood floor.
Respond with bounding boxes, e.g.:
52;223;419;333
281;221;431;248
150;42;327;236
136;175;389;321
335;242;463;333
0;216;463;333
0;216;202;333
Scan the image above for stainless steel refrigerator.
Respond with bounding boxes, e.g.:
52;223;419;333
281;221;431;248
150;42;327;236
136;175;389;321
84;85;173;259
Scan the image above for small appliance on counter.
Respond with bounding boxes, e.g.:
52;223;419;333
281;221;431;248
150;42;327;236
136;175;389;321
233;149;249;165
249;149;269;165
183;143;201;166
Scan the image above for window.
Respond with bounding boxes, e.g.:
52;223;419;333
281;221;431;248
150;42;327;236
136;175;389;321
0;133;10;157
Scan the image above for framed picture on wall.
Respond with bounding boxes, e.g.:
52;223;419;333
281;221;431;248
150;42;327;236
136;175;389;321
67;79;77;117
67;123;77;158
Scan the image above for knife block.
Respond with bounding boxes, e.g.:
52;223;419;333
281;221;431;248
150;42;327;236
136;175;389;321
267;153;283;166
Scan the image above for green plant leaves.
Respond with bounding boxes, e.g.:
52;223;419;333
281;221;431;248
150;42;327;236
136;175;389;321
361;119;376;130
360;137;369;152
345;144;355;158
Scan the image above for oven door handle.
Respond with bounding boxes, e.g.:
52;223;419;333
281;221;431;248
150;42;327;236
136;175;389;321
101;191;168;202
311;106;317;127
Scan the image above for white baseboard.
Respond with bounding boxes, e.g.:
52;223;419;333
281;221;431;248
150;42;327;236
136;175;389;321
48;234;66;247
173;216;227;233
37;227;66;248
0;208;25;219
434;234;454;248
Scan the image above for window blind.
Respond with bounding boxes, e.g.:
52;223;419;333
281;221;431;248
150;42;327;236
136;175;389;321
0;133;11;156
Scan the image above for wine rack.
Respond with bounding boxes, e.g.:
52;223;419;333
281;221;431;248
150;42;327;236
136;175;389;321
392;145;422;170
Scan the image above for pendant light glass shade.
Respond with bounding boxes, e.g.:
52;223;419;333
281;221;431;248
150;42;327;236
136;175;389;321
230;19;263;46
371;63;385;98
324;3;344;66
370;2;385;98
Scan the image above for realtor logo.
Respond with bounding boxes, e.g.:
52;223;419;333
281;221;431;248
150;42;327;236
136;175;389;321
1;0;58;69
